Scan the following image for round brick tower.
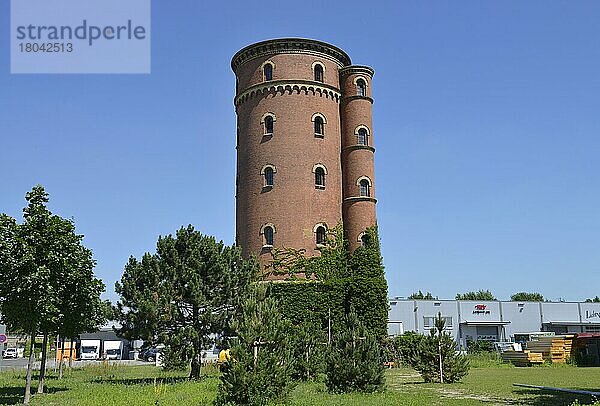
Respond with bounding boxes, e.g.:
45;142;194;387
340;66;377;252
231;38;376;271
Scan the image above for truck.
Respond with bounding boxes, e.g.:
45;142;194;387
80;339;101;360
103;340;123;360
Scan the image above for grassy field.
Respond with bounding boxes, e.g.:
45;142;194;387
1;361;600;405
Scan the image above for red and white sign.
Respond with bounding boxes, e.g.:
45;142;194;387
473;304;491;315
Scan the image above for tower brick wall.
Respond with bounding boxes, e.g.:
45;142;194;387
340;66;377;251
232;38;377;272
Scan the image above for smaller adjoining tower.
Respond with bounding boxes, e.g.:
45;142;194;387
340;66;377;251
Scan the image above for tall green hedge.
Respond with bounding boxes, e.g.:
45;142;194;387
265;225;389;341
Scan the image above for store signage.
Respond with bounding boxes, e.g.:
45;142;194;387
585;310;600;319
473;304;491;315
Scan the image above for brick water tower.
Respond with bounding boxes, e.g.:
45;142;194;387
231;38;377;271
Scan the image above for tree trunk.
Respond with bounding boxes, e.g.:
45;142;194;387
24;330;36;404
189;306;202;380
190;356;201;379
438;338;444;384
306;349;310;380
37;333;49;393
68;338;74;368
58;336;65;379
190;340;202;380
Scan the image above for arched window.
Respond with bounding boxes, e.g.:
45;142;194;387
360;233;370;246
264;226;274;246
263;63;273;81
264;115;274;134
263;225;274;246
315;167;326;188
316;225;327;245
314;116;324;136
359;179;370;197
357;128;368;145
264;167;274;187
314;64;324;82
356;78;366;96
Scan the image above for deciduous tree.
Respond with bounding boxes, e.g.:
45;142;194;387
0;186;106;403
408;290;436;300
455;290;496;301
510;292;544;302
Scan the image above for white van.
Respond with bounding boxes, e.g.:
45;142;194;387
3;348;18;358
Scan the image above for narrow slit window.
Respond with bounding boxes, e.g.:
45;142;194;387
314;64;324;82
264;116;274;134
359;179;370;197
264;226;274;246
360;233;370;246
264;167;274;187
357;128;368;145
314;116;324;136
316;226;326;245
264;64;273;81
315;167;326;188
356;79;366;96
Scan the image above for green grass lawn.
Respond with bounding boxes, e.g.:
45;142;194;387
1;362;600;405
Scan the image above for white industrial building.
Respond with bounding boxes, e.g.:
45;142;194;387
388;299;600;348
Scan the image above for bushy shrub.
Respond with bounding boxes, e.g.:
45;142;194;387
467;339;494;354
385;332;426;367
215;287;295;406
466;351;506;368
325;310;385;393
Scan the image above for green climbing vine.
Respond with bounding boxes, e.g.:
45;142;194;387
265;224;389;341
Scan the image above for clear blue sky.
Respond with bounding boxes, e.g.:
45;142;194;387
1;1;599;302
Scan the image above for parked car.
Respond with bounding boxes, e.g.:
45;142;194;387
105;348;121;360
3;348;18;358
202;345;220;364
141;347;161;362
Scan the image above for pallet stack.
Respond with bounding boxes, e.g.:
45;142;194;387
501;350;544;367
525;335;575;363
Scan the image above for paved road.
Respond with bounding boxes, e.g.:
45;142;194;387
0;358;28;371
0;358;151;371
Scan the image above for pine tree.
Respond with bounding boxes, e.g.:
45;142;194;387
411;313;469;383
326;309;385;393
216;286;295;406
115;226;256;379
290;320;326;380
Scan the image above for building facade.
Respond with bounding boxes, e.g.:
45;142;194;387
231;38;377;269
388;299;600;347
